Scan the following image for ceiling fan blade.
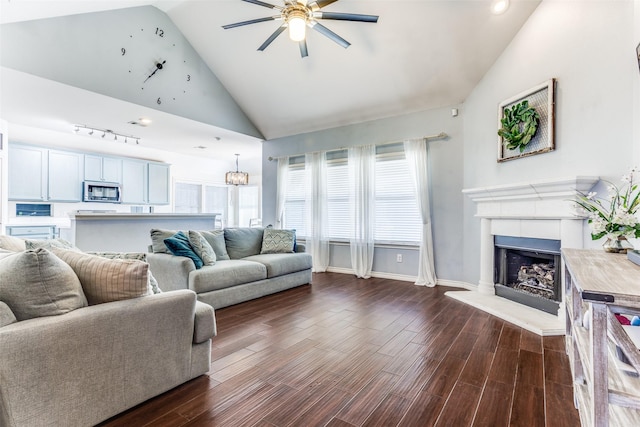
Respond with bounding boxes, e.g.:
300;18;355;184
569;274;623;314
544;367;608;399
317;12;378;23
310;21;350;48
312;0;340;9
222;16;278;29
258;24;287;51
241;0;283;10
299;39;309;58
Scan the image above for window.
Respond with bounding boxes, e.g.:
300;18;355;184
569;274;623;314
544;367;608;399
238;185;260;227
174;182;201;213
282;145;422;245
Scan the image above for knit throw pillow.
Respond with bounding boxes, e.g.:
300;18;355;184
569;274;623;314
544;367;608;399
260;228;296;254
188;230;216;266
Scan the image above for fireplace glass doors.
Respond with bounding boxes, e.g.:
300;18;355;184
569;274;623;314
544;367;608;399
494;236;561;315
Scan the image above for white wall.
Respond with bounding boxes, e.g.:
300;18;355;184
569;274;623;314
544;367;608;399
635;0;640;165
462;1;637;284
262;105;465;281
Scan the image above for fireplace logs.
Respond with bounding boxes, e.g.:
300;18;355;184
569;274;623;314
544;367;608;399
512;262;556;300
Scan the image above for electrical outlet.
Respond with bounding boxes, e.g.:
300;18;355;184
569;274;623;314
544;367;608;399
396;254;403;263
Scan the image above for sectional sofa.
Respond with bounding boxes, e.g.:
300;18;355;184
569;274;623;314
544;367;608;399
146;227;313;309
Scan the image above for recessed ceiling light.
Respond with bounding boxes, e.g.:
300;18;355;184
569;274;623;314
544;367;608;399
491;0;510;15
194;145;207;149
139;118;152;125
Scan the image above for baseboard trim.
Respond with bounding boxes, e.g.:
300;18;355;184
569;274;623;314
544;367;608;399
437;279;477;290
326;267;417;282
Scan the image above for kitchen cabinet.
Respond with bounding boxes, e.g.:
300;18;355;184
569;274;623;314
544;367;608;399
48;150;83;201
84;154;122;183
121;159;147;204
563;248;640;426
9;146;83;202
148;162;170;205
8;145;47;201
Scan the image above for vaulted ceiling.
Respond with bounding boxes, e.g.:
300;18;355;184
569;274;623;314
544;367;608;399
0;0;540;170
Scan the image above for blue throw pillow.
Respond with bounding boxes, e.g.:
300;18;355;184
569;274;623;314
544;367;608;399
164;231;204;269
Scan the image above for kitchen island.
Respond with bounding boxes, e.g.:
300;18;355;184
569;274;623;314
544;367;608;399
70;212;220;252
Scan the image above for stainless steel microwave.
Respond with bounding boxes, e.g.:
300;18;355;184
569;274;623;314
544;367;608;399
83;181;122;203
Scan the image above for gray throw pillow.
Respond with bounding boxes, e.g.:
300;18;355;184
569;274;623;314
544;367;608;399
150;228;178;253
261;228;296;254
0;248;87;321
224;227;264;259
199;230;230;260
188;230;216;266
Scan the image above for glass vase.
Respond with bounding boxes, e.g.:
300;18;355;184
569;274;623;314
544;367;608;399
602;236;634;254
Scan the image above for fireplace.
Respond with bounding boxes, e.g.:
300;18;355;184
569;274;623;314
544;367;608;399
449;176;599;335
494;236;561;315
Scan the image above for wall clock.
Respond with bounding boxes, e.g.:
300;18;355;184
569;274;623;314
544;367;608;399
120;26;192;104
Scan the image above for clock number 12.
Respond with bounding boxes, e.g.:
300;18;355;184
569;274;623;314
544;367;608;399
156;27;164;37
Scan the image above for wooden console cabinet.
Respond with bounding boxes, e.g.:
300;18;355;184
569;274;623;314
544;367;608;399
563;249;640;426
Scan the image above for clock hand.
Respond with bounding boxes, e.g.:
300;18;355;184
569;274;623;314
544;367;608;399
143;60;166;83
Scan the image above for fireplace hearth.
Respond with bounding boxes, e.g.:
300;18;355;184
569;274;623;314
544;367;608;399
494;236;561;315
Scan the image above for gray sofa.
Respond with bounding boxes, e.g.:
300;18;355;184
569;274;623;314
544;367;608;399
0;238;216;427
147;227;313;309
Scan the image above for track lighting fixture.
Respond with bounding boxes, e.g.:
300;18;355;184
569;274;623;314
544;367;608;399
72;124;140;145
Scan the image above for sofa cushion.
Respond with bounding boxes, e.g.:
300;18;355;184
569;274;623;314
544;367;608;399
150;228;178;253
189;260;267;293
50;247;151;305
188;230;217;266
224;227;264;259
0;235;26;252
243;253;313;278
0;301;16;327
0;248;87;320
164;231;204;269
199;230;230;260
261;228;296;254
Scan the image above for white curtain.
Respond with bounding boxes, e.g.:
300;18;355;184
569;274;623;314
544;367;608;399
275;156;289;229
305;152;330;272
348;145;375;278
404;138;437;286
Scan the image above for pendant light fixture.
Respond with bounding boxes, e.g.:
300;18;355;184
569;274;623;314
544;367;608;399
225;154;249;186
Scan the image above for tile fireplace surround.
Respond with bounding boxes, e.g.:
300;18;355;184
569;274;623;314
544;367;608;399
447;176;599;336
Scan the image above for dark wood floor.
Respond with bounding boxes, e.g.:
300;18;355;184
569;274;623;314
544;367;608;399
101;272;580;427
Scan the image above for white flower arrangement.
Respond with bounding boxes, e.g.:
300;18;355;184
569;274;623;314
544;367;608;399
574;167;640;241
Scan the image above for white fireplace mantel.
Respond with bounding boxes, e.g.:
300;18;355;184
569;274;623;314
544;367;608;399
449;176;599;335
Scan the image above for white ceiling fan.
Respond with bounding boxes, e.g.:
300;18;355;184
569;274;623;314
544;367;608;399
222;0;379;58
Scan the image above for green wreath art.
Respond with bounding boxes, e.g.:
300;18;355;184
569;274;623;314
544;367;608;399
498;100;540;152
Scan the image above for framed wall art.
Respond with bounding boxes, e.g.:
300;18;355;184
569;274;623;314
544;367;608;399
497;78;556;162
636;42;640;73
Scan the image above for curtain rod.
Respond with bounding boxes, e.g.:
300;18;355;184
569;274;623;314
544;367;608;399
267;132;448;161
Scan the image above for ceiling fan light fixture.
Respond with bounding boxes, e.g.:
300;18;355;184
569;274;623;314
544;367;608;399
287;10;307;41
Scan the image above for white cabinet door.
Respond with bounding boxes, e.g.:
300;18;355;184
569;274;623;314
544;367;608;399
48;150;83;201
84;155;102;181
8;145;47;201
148;162;170;205
102;157;122;183
121;159;147;204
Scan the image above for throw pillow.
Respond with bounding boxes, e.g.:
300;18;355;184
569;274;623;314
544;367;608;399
188;230;216;266
0;235;26;252
49;247;151;305
25;238;77;251
150;228;178;253
199;230;230;260
164;231;204;269
224;227;264;259
86;251;161;294
261;228;296;254
0;301;17;327
0;248;87;320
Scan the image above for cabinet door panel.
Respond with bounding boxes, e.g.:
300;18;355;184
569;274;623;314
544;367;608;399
148;163;170;205
8;145;46;201
84;155;102;181
102;157;122;183
122;160;147;204
48;150;83;201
